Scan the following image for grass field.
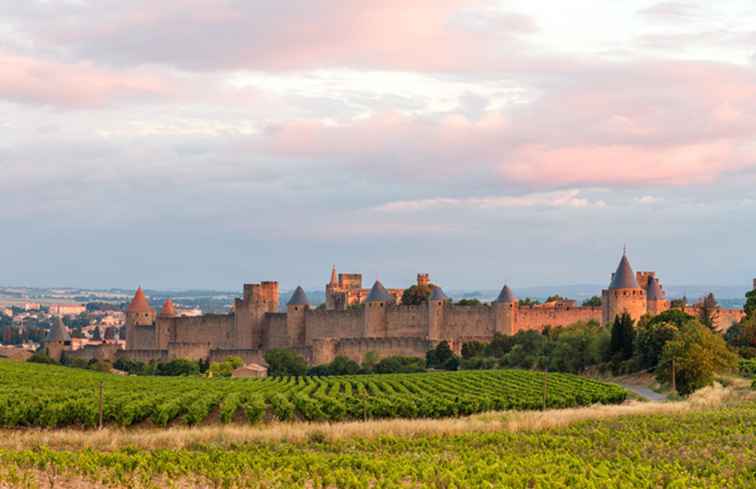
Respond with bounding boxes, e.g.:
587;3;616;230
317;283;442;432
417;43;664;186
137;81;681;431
0;360;626;428
0;386;752;488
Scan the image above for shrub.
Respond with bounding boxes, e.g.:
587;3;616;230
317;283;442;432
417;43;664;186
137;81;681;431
27;352;56;364
375;356;425;374
264;349;308;377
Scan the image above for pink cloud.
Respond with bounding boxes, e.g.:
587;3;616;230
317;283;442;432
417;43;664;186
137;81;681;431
7;1;535;72
0;52;167;108
255;59;756;187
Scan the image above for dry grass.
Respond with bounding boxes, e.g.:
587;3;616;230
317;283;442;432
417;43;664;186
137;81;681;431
0;383;748;452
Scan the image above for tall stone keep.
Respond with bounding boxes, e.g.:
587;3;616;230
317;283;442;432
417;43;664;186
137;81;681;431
602;253;646;325
494;285;518;335
235;281;279;349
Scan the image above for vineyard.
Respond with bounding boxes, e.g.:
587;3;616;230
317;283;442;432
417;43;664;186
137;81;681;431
0;399;753;487
0;360;626;428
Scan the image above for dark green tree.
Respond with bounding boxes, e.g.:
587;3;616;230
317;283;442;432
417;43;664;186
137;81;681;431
401;284;434;305
582;296;602;307
264;348;308;377
426;340;457;369
461;341;485;359
374;356;425;373
698;293;720;331
609;313;635;361
657;320;738;395
455;299;482;306
744;288;756;320
518;298;541;307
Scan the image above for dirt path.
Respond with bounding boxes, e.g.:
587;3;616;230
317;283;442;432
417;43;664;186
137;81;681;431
619;383;667;402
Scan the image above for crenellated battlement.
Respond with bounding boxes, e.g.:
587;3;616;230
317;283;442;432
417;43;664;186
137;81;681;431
120;255;751;366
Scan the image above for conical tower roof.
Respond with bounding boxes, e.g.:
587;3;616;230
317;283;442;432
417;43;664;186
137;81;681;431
646;278;666;300
45;317;71;343
429;286;448;301
609;254;638;289
287;286;310;306
127;287;153;313
494;285;517;303
366;281;394;303
329;265;337;286
159;298;177;317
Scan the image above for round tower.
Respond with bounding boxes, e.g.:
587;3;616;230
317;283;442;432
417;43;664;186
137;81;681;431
125;287;156;348
286;286;309;346
43;316;71;362
364;280;393;337
646;278;669;316
427;285;448;340
603;253;646;325
494;285;518;335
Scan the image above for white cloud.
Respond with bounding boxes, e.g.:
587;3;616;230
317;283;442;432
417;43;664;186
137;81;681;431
637;195;662;204
374;189;607;212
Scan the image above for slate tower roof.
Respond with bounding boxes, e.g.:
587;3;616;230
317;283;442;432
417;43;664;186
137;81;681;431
366;281;394;303
646;278;666;300
45;317;71;343
494;285;517;303
287;286;310;306
609;254;639;289
429;286;448;301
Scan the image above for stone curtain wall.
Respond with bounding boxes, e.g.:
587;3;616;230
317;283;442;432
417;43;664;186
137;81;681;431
516;307;602;332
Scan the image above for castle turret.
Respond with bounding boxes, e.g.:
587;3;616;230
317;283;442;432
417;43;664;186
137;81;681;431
646;278;669;316
602;253;646;325
235;281;279;349
43;316;71;362
155;298;177;349
494;285;518;335
286;286;309;346
159;299;177;318
427;285;447;340
364;280;393;337
125;287;156;349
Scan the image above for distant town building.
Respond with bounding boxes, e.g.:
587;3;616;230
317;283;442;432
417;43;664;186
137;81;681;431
48;304;86;316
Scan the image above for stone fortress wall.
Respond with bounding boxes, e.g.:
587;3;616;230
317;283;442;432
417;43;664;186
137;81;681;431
111;255;754;366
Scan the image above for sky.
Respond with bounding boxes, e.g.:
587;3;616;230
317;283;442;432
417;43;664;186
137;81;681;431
1;0;756;292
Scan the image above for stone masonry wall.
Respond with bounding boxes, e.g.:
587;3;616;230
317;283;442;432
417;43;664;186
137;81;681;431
516;306;602;332
442;305;495;340
171;314;235;349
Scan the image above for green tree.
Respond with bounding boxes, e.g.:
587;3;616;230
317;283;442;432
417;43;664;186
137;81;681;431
518;298;541;307
401;284;434;305
744;289;756;320
608;313;635;361
645;309;695;329
725;316;756;358
656;320;739;395
426;340;458;369
670;296;687;309
582;296;602;307
374;356;425;373
455;299;482;306
154;359;200;376
361;351;379;372
634;320;679;370
698;293;720;332
461;341;485;359
264;349;308;377
209;356;244;377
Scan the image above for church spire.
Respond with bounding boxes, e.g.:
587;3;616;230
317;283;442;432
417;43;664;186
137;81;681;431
329;265;337;286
